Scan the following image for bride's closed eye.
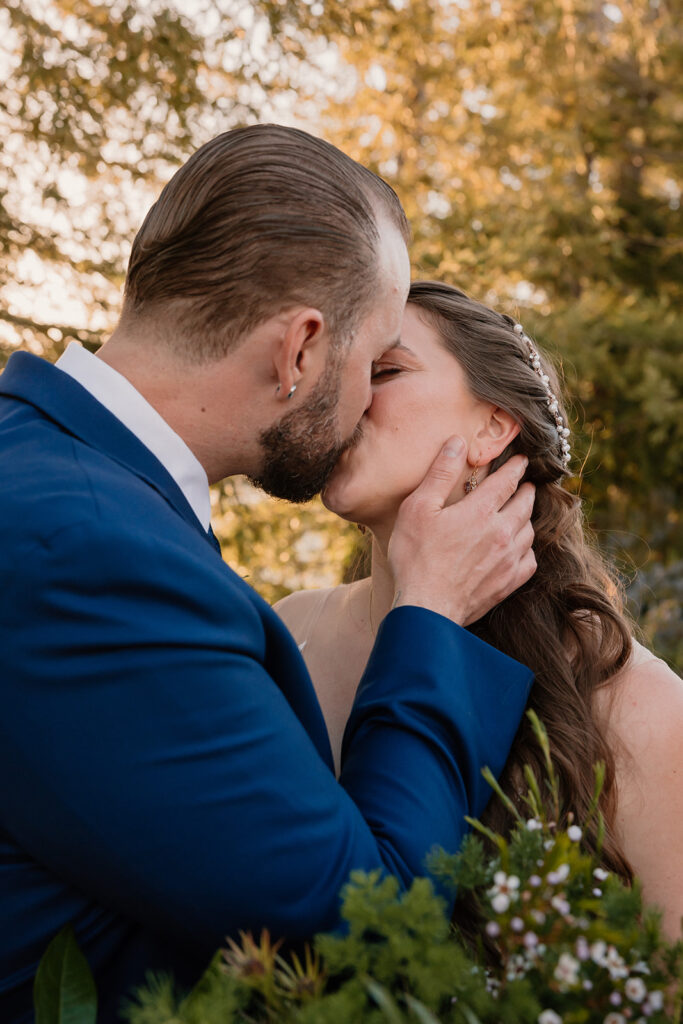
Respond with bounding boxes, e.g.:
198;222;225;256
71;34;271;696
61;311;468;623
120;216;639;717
371;364;404;382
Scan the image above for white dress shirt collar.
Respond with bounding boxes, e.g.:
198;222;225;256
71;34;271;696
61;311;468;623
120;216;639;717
56;342;211;530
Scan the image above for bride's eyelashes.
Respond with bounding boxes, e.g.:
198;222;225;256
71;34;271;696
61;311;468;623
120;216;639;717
371;365;404;382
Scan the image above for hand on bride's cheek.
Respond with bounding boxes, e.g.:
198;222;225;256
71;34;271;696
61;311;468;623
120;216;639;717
323;305;514;527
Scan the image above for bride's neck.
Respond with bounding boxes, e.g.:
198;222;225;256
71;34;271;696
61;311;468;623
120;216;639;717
369;536;397;629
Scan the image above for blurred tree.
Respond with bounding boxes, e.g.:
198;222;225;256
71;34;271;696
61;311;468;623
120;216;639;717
0;0;356;602
255;0;682;663
1;0;204;361
0;0;321;361
1;0;680;661
213;481;358;604
261;0;682;553
260;1;681;558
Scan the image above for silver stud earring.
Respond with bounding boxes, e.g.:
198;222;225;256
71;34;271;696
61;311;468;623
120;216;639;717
275;383;297;399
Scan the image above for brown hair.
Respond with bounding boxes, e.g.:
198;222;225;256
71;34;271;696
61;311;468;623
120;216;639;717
407;281;634;885
122;124;409;361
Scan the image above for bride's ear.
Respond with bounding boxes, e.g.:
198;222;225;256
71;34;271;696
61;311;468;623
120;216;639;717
470;406;520;466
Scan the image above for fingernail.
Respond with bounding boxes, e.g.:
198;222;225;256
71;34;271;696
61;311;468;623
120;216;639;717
444;438;463;457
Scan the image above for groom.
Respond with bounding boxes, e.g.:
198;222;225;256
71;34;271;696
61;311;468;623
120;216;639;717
0;125;536;1022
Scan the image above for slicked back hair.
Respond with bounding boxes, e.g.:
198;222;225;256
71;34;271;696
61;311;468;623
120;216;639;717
122;124;410;361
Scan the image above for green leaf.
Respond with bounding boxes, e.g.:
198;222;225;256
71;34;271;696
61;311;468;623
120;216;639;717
459;1008;485;1024
481;766;524;824
404;992;443;1023
521;763;543;819
362;976;405;1023
464;816;506;855
583;760;606;829
34;926;97;1024
526;710;559;817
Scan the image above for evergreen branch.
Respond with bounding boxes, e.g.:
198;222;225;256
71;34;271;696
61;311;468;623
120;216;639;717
464;816;507;855
521;763;544;819
403;992;443;1023
526;709;560;820
582;760;606;831
362;976;405;1023
481;765;524;824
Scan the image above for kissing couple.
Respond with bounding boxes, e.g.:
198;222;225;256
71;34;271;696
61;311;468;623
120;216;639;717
0;124;680;1023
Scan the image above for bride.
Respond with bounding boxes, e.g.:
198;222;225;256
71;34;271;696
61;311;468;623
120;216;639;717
275;279;683;938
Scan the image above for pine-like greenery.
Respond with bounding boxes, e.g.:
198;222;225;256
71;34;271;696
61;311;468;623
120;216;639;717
113;715;682;1024
32;716;682;1023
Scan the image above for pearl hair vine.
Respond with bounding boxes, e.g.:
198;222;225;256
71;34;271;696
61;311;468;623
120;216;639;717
513;323;571;471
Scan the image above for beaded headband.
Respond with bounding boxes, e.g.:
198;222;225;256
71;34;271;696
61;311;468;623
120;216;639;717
513;323;571;471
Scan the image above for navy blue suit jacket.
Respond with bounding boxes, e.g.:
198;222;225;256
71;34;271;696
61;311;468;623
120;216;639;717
0;352;533;1022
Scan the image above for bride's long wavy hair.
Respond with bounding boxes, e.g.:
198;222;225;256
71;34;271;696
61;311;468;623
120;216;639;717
407;281;634;885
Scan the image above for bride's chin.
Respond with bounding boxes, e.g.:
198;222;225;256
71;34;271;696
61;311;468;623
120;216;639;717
321;486;358;520
322;464;401;525
321;477;371;523
322;462;358;513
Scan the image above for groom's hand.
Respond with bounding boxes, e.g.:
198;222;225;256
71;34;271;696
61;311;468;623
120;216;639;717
389;436;536;626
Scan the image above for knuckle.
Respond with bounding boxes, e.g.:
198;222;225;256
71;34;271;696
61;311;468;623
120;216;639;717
430;465;458;486
522;555;537;582
398;492;421;517
483;493;501;515
402;495;427;521
497;523;514;548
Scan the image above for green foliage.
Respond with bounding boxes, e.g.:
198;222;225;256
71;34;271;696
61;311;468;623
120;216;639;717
0;0;305;364
211;480;357;606
113;719;683;1024
0;0;204;362
627;559;683;672
120;843;683;1023
118;967;246;1024
33;925;97;1024
35;797;683;1024
429;835;490;894
524;296;683;562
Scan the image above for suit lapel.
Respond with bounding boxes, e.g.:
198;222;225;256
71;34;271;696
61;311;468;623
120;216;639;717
0;351;210;545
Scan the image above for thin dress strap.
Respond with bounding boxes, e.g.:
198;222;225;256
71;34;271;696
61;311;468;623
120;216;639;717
297;588;336;653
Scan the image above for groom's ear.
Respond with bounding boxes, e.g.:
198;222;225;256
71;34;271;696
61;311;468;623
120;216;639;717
272;306;327;397
470;406;521;466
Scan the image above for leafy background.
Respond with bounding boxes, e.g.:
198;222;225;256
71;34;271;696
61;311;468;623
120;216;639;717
1;0;680;668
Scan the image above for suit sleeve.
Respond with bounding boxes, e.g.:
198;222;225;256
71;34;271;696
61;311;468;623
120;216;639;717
1;516;532;958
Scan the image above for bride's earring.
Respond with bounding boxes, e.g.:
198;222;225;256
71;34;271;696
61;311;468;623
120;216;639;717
464;465;479;494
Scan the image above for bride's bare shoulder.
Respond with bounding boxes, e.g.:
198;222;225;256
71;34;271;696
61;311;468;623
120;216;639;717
596;639;683;749
273;579;369;639
596;640;683;937
272;587;334;633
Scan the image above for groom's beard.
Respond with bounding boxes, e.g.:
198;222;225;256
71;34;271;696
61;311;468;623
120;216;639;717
252;355;360;503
